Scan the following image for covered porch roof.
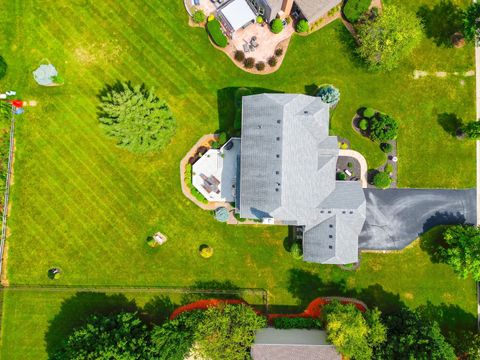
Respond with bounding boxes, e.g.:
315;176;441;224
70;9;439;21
219;0;257;32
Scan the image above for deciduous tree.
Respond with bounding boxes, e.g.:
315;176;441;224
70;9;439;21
374;307;456;360
322;301;386;360
356;6;423;71
441;225;480;280
194;304;266;360
53;312;154;360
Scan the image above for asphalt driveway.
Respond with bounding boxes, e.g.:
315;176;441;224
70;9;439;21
359;189;476;250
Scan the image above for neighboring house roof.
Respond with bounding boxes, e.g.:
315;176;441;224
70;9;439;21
218;0;257;31
251;329;341;360
295;0;343;23
238;94;366;264
263;0;284;22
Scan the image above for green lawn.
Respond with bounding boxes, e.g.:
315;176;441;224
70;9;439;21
0;0;477;358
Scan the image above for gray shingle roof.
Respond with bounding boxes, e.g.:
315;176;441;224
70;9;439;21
238;94;366;264
295;0;343;23
251;329;341;360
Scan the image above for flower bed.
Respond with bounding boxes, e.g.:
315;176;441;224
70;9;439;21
170;297;367;322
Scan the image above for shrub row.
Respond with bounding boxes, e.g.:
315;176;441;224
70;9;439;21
185;163;208;203
206;19;228;48
274;317;321;329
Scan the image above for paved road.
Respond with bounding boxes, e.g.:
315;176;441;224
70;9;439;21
359;189;476;250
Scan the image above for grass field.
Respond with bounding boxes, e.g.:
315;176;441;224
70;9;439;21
0;0;477;358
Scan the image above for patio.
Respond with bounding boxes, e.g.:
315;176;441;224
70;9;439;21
228;21;294;63
192;138;241;202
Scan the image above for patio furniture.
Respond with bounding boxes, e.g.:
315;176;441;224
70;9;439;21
193;0;200;5
250;38;258;47
243;43;250;52
225;141;234;150
345;169;352;177
249;44;255;51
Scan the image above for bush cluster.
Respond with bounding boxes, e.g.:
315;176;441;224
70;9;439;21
296;19;309;33
274;48;283;57
291;242;303;260
234;50;245;62
342;0;371;23
206;19;228;48
271;18;283;34
244;57;255;69
373;171;391;189
380;142;393;153
268;56;278;67
370;113;398;142
255;61;265;71
185;164;208;203
359;119;369;131
192;10;206;24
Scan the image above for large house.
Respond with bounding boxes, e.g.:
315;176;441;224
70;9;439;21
192;94;366;265
236;94;366;265
217;0;342;36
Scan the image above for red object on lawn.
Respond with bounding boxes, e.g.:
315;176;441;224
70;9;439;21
11;100;23;108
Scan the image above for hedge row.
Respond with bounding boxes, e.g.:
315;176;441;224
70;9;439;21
273;317;321;329
185;163;208;204
206;19;228;48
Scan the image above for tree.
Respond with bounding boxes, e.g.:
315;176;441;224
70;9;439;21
374;307;456;360
440;225;480;280
271;18;284;34
369;114;398;141
464;3;480;41
152;311;204;360
373;172;391;189
99;82;176;153
322;301;386;360
53;312;155;359
343;0;372;23
461;121;480;139
316;85;340;107
192;10;205;24
356;6;423;71
194;304;266;360
451;330;480;360
296;19;309;33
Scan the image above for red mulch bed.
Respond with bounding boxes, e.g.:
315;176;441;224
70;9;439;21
169;297;366;322
169;299;247;320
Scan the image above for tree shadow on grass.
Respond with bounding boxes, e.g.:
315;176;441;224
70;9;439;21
334;23;368;71
181;280;242;304
418;301;477;334
417;1;464;47
437;113;463;137
142;295;176;326
216;87;283;137
286;268;406;314
45;292;138;358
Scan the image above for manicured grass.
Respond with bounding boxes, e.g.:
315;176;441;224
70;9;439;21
1;235;476;359
0;0;476;358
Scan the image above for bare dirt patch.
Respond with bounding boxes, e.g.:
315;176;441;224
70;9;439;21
74;40;123;66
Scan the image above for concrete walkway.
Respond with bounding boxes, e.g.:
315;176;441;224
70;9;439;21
359;189;476;250
339;149;368;188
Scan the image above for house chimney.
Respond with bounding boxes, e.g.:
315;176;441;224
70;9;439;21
281;0;294;18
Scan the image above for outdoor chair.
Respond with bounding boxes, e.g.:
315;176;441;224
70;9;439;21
243;43;250;52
